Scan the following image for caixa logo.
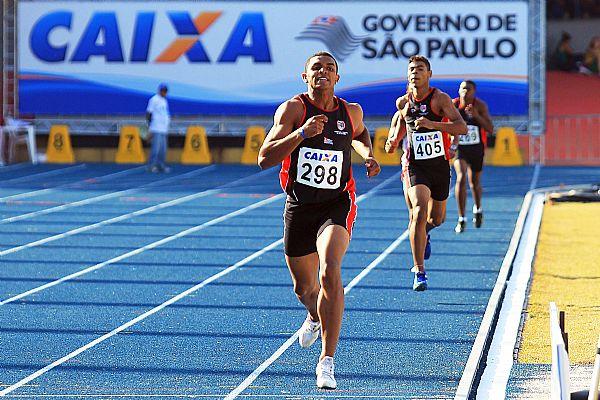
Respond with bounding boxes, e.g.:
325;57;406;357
30;11;272;63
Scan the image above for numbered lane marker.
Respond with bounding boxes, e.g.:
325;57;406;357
490;127;523;166
116;125;146;164
181;126;212;164
46;125;75;163
241;126;265;165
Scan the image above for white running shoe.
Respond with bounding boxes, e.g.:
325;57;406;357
298;315;320;348
316;356;337;389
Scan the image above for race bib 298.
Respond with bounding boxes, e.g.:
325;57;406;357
297;147;343;189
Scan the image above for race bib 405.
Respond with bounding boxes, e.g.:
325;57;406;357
411;131;445;160
297;147;343;189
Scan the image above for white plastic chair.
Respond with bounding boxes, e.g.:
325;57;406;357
0;118;37;164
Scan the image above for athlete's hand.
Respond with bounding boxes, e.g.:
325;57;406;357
415;117;434;130
448;144;457;159
465;104;479;120
365;157;381;177
384;138;397;153
302;115;328;138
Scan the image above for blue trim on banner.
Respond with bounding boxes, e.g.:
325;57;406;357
19;76;527;116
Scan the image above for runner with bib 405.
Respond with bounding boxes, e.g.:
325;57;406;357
385;55;467;292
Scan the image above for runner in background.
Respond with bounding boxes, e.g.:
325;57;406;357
451;80;494;233
385;55;466;291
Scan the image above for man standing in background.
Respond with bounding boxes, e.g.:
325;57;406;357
146;83;171;173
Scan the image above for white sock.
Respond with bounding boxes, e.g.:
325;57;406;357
473;205;482;214
458;216;466;222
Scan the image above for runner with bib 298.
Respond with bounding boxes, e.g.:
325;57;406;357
258;51;381;390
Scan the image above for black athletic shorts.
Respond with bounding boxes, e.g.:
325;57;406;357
283;191;357;257
457;144;485;173
403;161;451;201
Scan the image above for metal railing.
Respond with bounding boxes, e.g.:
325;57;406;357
544;114;600;165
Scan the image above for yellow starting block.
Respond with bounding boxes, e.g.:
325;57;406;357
241;126;265;165
373;127;401;166
46;125;75;163
116;125;146;163
181;126;212;164
490;127;523;166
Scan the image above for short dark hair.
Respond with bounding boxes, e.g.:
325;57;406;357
463;80;477;89
305;51;339;73
408;55;431;71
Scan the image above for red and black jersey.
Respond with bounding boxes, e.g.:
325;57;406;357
279;93;355;204
453;97;488;147
403;88;450;167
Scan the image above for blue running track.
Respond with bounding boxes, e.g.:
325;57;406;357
0;163;599;399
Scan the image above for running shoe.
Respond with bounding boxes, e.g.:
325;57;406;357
424;234;431;260
473;212;483;228
455;219;466;233
298;315;320;348
412;270;428;292
316;356;337;389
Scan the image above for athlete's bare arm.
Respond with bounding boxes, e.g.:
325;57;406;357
385;96;408;153
415;91;467;136
258;98;327;169
347;102;381;177
472;99;494;133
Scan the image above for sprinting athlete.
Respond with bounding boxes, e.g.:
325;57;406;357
452;80;494;233
258;51;380;389
385;55;467;291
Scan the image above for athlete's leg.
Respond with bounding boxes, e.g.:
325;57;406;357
468;165;484;227
453;158;468;218
285;253;320;322
315;225;349;360
403;179;413;229
428;198;448;230
407;184;431;271
468;167;483;211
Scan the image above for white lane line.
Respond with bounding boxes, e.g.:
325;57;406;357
0;169;278;303
0;192;284;307
0;164;87;185
0;165;219;224
0;167;268;257
0;196;285;397
223;171;403;400
226;169;454;399
0;166;146;202
0;170;402;396
224;229;409;400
